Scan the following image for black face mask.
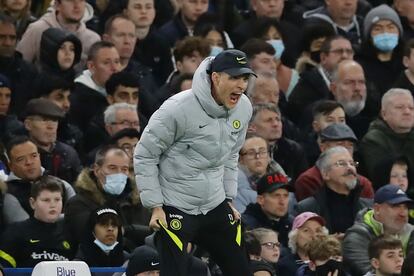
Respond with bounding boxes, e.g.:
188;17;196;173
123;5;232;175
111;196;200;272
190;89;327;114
315;259;347;276
310;51;321;63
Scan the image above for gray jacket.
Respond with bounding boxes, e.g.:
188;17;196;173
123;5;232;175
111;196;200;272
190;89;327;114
134;57;253;215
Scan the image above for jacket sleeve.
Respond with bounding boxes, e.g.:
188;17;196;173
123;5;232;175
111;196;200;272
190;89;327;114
133;99;185;209
16;22;41;63
223;102;252;200
0;224;20;267
342;225;372;275
2;193;29;225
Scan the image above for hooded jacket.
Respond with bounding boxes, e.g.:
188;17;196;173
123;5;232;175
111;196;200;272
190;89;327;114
75;207;125;267
303;6;362;49
359;119;414;182
69;70;108;132
134;57;253;215
39;28;82;81
342;209;414;275
16;9;100;65
64;169;151;250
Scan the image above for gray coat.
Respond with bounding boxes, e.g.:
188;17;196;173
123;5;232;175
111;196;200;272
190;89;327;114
134;57;253;215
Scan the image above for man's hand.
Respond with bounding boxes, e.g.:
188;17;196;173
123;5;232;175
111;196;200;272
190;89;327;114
149;206;167;231
228;201;241;221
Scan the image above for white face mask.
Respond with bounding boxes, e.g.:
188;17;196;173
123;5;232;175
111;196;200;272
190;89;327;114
103;173;128;195
94;239;119;254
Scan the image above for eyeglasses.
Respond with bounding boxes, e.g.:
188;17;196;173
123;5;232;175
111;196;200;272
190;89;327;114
111;120;140;128
331;160;359;168
329;48;354;55
240;148;269;160
261;242;280;249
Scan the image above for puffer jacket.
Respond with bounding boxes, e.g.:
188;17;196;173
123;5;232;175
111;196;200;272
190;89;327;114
342;209;414;275
134;57;253;215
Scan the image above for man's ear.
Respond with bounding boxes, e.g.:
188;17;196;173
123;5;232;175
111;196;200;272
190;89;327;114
312;120;320;133
257;194;264;206
403;56;409;68
371;257;380;270
176;61;183;73
24;119;31;131
29;197;36;210
87;60;95;72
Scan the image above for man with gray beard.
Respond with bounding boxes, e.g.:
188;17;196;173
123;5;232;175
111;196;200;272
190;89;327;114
295;146;372;234
330;60;376;139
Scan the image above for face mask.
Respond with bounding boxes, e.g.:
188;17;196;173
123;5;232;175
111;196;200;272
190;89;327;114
310;51;321;63
94;239;119;254
267;39;285;60
372;33;399;52
103;173;128;195
210;45;223;57
315;259;346;276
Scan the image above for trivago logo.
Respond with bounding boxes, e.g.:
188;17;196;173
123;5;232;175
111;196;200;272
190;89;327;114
31;251;69;261
56;267;76;276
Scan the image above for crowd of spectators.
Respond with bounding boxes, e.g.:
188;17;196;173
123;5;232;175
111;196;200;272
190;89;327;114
1;0;414;275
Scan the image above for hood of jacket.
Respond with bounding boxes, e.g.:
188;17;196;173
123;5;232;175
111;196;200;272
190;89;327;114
40;27;82;71
74;70;107;96
191;57;254;119
363;209;414;253
75;168;140;206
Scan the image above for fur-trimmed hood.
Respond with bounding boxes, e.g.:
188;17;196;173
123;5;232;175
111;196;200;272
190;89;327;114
295;55;318;74
74;169;140;206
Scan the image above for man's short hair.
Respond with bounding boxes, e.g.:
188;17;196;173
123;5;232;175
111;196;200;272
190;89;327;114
169;73;193;95
368;235;402;260
173;36;210;62
312;100;344;120
381;88;413;111
34;74;72;98
105;71;140;96
240;38;275;59
306;235;341;262
30;175;64;199
94;145;128;167
104;14;134;34
251;103;281;123
315;146;349;174
87;41;116;61
300;22;336;53
104;102;137;125
320;35;349;54
5;136;34;162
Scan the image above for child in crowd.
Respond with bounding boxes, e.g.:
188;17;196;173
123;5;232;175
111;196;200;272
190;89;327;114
75;206;126;267
0;175;74;267
364;235;404;276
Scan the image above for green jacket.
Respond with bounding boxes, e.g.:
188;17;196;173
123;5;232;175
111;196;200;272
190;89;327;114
342;209;414;275
360;119;414;181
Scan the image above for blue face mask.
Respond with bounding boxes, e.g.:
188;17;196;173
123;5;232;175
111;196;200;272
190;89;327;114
94;239;119;254
372;33;399;52
267;39;285;59
103;173;128;195
210;46;224;57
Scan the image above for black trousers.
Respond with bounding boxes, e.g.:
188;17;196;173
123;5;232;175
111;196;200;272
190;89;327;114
155;200;252;276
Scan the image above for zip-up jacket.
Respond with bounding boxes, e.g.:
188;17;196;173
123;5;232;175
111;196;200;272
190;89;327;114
134;57;253;215
342;209;414;275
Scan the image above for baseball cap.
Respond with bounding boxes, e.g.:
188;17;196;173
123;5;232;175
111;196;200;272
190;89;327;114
0;74;11;89
256;172;293;195
24;98;65;119
126;245;160;276
209;49;257;77
319;123;357;143
374;184;414;205
292;212;325;230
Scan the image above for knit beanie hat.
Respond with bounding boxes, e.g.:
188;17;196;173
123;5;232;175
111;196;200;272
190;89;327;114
363;4;403;39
